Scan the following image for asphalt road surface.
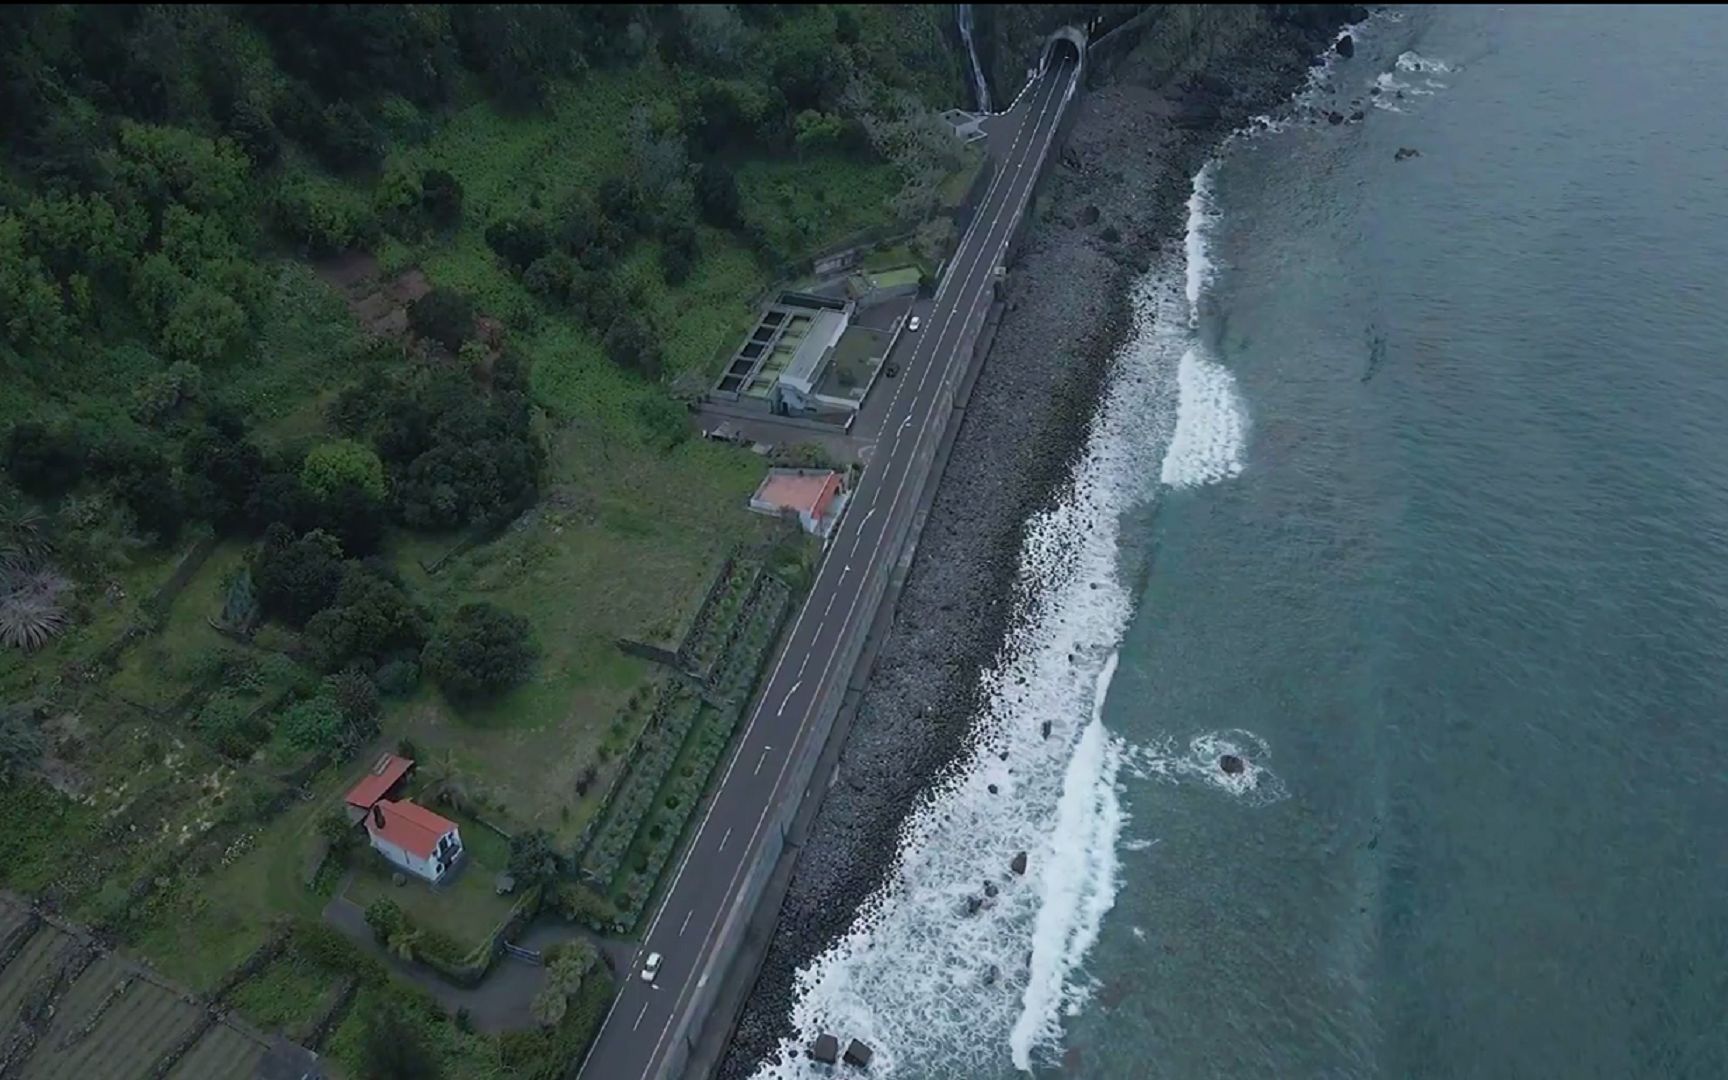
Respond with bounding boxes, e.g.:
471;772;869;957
579;52;1080;1080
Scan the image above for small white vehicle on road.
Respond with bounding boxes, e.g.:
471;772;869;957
640;952;662;983
908;315;922;332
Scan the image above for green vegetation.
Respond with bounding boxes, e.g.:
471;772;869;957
0;2;970;1057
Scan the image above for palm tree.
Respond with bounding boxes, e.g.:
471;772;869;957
386;924;422;963
0;563;72;651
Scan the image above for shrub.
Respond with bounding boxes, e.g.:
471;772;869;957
485;216;550;272
422;602;538;699
199;691;266;759
301;439;387;502
507;829;564;889
421;169;463;228
329;667;381;729
375;658;421;698
602;314;662;378
364;898;405;942
277;691;350;755
407;287;475;350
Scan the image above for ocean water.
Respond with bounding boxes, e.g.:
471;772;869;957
753;6;1728;1077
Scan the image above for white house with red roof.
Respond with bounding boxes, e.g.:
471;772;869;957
344;753;465;883
749;468;848;537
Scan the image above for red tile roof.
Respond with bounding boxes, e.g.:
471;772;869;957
345;754;413;810
754;470;842;519
365;799;457;859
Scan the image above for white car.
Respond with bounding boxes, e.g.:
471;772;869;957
908;315;922;332
639;951;662;983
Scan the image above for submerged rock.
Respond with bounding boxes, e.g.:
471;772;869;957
984;881;999;898
1349;109;1365;122
1327;110;1345;125
1219;754;1246;775
1395;146;1422;161
1041;720;1052;739
1010;851;1029;875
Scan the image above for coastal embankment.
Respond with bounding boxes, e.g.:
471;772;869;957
722;6;1365;1076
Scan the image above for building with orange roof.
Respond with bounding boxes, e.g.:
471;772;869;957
363;799;464;883
344;752;413;815
749;468;848;537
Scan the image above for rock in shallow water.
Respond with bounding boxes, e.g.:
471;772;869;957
1220;754;1246;775
1335;33;1355;58
1011;851;1029;875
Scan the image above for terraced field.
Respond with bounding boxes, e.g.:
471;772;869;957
0;894;317;1080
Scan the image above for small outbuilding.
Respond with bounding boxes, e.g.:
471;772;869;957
749;468;848;537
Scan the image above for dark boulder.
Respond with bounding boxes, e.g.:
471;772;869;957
987;783;998;795
1327;111;1345;125
1335;34;1355;58
810;1033;840;1064
1395;147;1422;161
984;881;999;898
1010;851;1028;875
844;1039;874;1068
1219;754;1245;775
1349;110;1365;122
1041;720;1052;739
983;964;999;986
964;894;983;916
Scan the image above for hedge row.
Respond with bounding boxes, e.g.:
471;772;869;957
676;556;753;675
613;582;792;922
581;688;703;886
612;704;742;923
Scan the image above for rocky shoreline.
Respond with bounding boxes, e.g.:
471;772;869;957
721;7;1364;1076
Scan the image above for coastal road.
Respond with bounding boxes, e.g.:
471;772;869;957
580;50;1079;1080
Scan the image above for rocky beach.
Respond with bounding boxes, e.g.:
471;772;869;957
722;6;1365;1076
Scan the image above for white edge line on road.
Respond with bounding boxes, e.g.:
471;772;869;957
589;58;1077;1080
679;910;694;937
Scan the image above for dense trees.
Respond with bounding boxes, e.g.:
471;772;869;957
304;565;428;673
332;353;541;532
422;603;538;700
253;527;345;627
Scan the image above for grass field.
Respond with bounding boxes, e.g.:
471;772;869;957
389;425;778;846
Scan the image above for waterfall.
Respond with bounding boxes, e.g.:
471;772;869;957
957;4;992;113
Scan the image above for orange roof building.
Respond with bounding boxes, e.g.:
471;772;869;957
345;753;413;811
749;468;847;537
363;799;464;883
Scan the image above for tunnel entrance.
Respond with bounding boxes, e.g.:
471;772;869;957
1041;34;1082;73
